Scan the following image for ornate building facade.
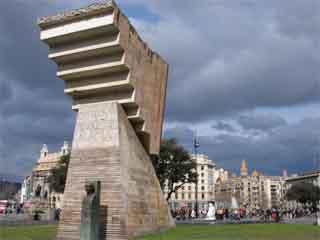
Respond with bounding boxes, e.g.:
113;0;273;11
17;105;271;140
215;160;286;211
29;142;70;209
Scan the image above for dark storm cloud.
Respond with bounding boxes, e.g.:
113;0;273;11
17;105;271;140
0;0;136;179
0;1;81;92
0;1;84;179
127;0;320;122
1;0;319;179
237;113;287;131
164;116;320;176
269;0;320;39
212;121;236;132
0;79;12;102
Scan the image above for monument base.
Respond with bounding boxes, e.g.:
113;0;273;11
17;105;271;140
57;102;174;240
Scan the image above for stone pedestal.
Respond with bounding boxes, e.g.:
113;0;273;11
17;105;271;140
57;102;174;240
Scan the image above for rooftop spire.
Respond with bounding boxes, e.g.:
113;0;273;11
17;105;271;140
240;160;248;177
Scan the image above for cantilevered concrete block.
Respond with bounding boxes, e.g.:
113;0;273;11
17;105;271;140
39;0;168;154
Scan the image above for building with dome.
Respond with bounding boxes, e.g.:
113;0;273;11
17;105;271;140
23;142;70;209
215;160;286;211
164;156;286;212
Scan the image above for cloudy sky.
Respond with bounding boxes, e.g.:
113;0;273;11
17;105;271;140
1;0;320;181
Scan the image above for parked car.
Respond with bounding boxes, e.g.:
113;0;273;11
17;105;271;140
0;200;16;214
0;201;8;214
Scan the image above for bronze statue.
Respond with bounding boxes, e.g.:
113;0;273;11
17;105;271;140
80;181;100;240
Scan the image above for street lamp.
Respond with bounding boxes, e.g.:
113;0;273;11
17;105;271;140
314;141;320;226
194;133;200;218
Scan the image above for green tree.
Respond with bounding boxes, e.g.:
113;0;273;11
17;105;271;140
48;154;70;194
286;182;320;208
151;138;198;202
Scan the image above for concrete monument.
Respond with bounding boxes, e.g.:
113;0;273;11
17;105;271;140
38;1;174;239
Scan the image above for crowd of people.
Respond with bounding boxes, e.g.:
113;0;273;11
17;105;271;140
0;201;61;222
281;207;317;220
171;205;318;222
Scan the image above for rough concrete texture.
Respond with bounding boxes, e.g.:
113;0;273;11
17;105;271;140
38;0;168;154
57;103;174;240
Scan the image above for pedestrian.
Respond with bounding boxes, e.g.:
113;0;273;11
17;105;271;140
54;208;61;221
191;209;196;219
225;208;229;219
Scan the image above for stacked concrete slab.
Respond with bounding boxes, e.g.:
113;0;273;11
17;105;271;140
39;0;168;154
38;1;174;239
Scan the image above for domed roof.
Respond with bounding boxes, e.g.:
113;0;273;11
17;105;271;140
251;169;259;177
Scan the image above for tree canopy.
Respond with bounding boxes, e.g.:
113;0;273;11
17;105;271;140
286;182;320;207
48;154;70;194
151;138;198;201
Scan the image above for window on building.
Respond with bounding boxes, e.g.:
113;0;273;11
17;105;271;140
188;194;191;199
188;186;191;191
182;193;185;199
201;180;205;184
175;193;178;199
201;173;204;177
201;186;205;191
182;186;185;190
201;194;205;199
201;166;204;170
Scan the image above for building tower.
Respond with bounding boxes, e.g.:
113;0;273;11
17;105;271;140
283;169;288;178
240;160;248;177
40;144;48;158
251;169;259;178
60;141;70;155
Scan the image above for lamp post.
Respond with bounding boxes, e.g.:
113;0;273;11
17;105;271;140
314;142;320;226
316;154;320;226
194;133;200;218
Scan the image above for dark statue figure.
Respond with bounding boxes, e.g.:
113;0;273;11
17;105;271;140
80;181;100;240
35;185;41;197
